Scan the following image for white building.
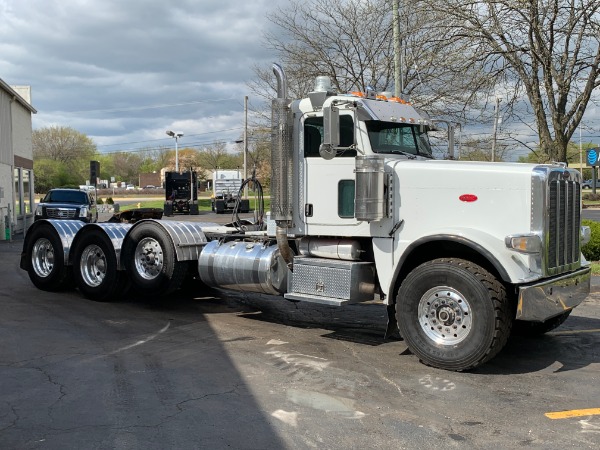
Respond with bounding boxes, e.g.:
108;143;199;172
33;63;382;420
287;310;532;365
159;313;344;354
0;78;36;240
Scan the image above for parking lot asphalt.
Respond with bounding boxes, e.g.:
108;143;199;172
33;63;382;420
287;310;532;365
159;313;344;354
2;230;600;449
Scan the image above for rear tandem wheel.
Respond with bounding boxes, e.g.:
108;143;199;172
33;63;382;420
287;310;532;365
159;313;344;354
121;222;187;296
25;223;72;291
72;229;128;301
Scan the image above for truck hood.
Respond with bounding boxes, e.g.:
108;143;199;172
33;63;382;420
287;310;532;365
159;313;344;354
38;202;87;208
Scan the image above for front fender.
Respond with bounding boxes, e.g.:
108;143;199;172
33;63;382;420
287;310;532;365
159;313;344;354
374;226;542;303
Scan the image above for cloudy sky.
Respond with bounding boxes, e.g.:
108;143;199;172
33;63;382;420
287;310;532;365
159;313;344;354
0;0;283;154
1;0;599;161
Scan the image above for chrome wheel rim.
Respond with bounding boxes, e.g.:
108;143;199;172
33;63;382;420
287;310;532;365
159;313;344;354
32;238;55;278
134;237;163;280
80;244;106;287
418;286;472;345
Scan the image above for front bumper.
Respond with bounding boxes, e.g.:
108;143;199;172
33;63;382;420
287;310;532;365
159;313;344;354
516;266;591;322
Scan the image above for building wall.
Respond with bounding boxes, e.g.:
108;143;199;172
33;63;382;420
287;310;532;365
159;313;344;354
0;80;35;240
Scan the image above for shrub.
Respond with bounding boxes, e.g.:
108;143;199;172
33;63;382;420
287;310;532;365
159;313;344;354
106;197;114;205
582;193;600;201
582;219;600;261
96;197;104;205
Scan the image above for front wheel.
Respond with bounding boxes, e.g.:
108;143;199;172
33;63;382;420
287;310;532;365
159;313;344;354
397;258;512;371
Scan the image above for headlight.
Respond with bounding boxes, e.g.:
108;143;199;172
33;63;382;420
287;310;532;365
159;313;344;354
79;206;88;218
35;206;42;216
505;233;542;254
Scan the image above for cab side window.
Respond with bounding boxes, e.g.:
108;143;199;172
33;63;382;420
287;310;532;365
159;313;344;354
304;116;356;158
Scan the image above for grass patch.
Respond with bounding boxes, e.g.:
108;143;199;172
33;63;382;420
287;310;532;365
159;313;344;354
118;197;271;212
590;261;600;275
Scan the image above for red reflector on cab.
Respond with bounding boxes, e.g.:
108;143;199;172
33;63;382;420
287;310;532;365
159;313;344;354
459;194;478;202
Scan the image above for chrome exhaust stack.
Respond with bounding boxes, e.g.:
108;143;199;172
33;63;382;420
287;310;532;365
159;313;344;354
271;63;294;266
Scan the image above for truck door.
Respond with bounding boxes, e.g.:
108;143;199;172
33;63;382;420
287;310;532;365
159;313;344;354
303;115;358;232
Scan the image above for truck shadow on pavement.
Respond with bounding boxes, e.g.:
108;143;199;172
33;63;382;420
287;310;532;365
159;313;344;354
475;314;600;375
140;285;600;375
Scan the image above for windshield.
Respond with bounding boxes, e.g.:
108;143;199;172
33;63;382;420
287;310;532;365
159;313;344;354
366;121;433;158
44;190;88;204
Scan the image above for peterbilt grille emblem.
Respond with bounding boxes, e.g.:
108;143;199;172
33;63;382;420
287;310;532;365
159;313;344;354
315;281;325;293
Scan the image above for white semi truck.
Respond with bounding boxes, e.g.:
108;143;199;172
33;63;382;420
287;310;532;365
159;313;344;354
21;64;591;371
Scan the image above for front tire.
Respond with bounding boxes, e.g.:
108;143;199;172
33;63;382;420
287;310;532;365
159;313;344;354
72;229;128;302
25;224;72;291
397;258;512;371
121;222;186;296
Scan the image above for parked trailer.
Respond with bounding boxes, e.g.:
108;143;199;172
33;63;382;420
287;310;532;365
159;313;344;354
163;171;199;216
21;64;591;371
211;170;250;214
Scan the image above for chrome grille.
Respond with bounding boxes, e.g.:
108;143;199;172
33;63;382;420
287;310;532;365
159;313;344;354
547;177;580;273
46;207;77;219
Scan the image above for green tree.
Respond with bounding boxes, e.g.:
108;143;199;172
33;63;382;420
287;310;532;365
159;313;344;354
33;126;97;190
518;141;597;165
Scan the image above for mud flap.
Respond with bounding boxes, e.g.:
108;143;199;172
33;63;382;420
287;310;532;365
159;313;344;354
385;302;402;340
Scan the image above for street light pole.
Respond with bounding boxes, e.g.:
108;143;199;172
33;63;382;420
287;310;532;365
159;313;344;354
166;130;184;172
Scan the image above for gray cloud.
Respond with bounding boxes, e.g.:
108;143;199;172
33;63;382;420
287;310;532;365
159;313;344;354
0;0;280;151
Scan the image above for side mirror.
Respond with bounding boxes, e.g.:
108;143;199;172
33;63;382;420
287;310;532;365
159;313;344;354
320;105;340;160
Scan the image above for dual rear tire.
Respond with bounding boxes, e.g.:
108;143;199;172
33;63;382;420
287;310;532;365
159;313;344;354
71;229;128;302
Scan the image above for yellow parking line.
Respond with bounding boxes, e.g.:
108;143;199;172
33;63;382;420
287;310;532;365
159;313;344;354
545;408;600;419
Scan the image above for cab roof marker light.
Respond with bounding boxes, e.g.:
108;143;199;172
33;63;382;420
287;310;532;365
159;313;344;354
350;91;366;98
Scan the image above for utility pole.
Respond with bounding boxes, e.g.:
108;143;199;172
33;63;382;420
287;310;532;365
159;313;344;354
243;95;248;198
491;96;501;162
393;0;402;97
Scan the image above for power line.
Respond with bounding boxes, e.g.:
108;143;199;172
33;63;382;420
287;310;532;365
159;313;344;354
96;127;244;148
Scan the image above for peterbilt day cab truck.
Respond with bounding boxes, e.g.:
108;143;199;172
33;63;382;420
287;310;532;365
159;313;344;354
21;64;590;371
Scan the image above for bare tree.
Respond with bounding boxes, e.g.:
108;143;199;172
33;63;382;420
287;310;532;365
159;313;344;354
198;142;232;171
457;137;513;162
250;0;493;124
433;0;600;162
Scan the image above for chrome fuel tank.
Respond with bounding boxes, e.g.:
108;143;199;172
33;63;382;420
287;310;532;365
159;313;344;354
198;240;289;295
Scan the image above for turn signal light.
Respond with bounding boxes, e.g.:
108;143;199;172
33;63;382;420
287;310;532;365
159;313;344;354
505;234;542;254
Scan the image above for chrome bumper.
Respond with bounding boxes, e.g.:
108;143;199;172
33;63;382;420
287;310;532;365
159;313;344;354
516;266;591;322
